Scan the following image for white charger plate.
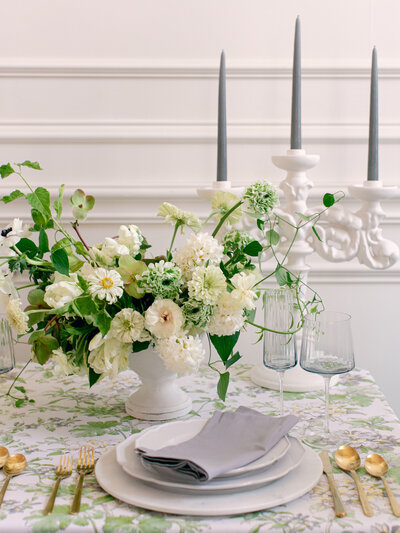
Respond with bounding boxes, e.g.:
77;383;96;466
115;434;303;494
124;418;290;479
95;445;322;516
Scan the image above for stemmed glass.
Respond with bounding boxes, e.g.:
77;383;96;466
300;311;355;439
263;288;297;415
0;315;14;374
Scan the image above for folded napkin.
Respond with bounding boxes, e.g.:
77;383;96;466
136;406;298;482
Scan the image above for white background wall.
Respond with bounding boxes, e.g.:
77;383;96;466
0;0;399;413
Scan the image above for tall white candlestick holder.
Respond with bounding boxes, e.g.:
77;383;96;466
197;148;399;392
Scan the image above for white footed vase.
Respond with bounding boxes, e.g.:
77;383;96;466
125;349;192;421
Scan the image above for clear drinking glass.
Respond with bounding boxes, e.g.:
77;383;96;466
0;314;15;374
263;288;297;415
300;311;354;438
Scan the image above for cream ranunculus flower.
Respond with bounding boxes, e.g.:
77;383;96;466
187;265;226;305
230;271;258;310
144;299;184;338
109;308;145;343
6;297;29;335
88;333;131;379
44;272;83;309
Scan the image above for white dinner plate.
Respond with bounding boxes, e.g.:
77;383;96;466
96;445;322;516
124;418;290;479
115;434;303;494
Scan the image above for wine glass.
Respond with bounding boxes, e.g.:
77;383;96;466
263;288;297;415
0;315;15;374
300;311;354;439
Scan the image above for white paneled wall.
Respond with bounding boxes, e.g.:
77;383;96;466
1;0;399;413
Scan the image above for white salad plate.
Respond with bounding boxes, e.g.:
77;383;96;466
96;445;322;516
119;418;290;479
115;434;303;494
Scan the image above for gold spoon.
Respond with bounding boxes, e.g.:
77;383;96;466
0;453;27;508
335;445;373;517
0;447;9;468
365;453;400;517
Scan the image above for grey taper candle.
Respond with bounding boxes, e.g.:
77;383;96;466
217;50;227;181
367;47;379;181
290;16;302;150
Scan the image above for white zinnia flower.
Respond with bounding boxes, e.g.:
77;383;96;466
109;308;145;343
117;225;143;255
187;265;226;305
44;272;83;309
173;232;223;281
206;292;244;336
85;267;124;304
90;238;129;267
88;332;131;379
144;299;184;338
6;297;29;335
230;272;258;310
155;335;205;375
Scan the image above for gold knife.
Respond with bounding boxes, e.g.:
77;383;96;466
320;451;347;517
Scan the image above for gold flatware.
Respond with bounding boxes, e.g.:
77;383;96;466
365;453;400;518
70;446;95;514
335;445;373;517
0;453;27;508
43;455;73;515
0;447;9;468
319;451;346;517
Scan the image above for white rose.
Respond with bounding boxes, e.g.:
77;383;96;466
90;238;129;267
144;299;184;338
44;272;83;309
88;333;130;379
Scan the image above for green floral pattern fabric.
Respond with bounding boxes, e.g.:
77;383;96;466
0;363;399;532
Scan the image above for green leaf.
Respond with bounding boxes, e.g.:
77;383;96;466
29;332;58;364
0;163;15;178
256;218;264;231
243;240;263;257
39;227;50;253
94;310;112;336
217;372;230;401
15;399;24;408
15;238;39;258
210;331;240;362
224;351;241;369
26;187;51;219
53;184;65;219
275;265;288;286
72;296;98;317
265;229;280;246
323;193;335;207
312;225;322;242
0;189;24;204
51;248;69;276
295;212;312;222
18;160;42;170
88;366;102;387
132;340;151;353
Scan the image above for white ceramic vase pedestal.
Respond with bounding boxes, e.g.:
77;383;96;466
125;349;192;421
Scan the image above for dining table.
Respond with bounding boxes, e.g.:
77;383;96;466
0;361;399;532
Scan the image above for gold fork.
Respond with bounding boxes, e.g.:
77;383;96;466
70;446;95;514
43;455;73;515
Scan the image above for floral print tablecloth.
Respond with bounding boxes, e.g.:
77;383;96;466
0;362;399;533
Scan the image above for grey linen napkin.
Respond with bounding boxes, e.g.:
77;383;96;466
136;406;298;482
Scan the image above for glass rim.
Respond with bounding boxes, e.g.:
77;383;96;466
303;310;352;323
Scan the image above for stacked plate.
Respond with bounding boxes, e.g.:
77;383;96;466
95;418;323;516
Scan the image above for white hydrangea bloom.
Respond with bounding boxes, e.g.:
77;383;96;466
117;225;143;255
230;271;258;310
206;292;245;336
109;308;145;343
155;335;205;375
85;267;124;304
173;232;223;281
89;237;130;267
6;297;29;335
44;272;83;309
144;299;184;338
88;333;131;379
187;265;226;305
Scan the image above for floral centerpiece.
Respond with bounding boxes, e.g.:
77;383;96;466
0;161;341;406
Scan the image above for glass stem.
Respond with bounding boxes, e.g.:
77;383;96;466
323;376;332;434
278;370;285;416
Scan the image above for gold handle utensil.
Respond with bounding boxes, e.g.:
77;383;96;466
43;455;73;515
365;453;400;518
70;446;95;514
0;453;27;508
319;451;346;517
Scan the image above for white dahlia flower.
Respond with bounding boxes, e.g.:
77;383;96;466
230;271;258;310
85;267;124;304
109;308;145;343
88;333;130;379
144;299;184;338
173;232;223;281
155;335;205;375
187;265;226;305
6;297;29;335
206;292;245;336
44;272;83;309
